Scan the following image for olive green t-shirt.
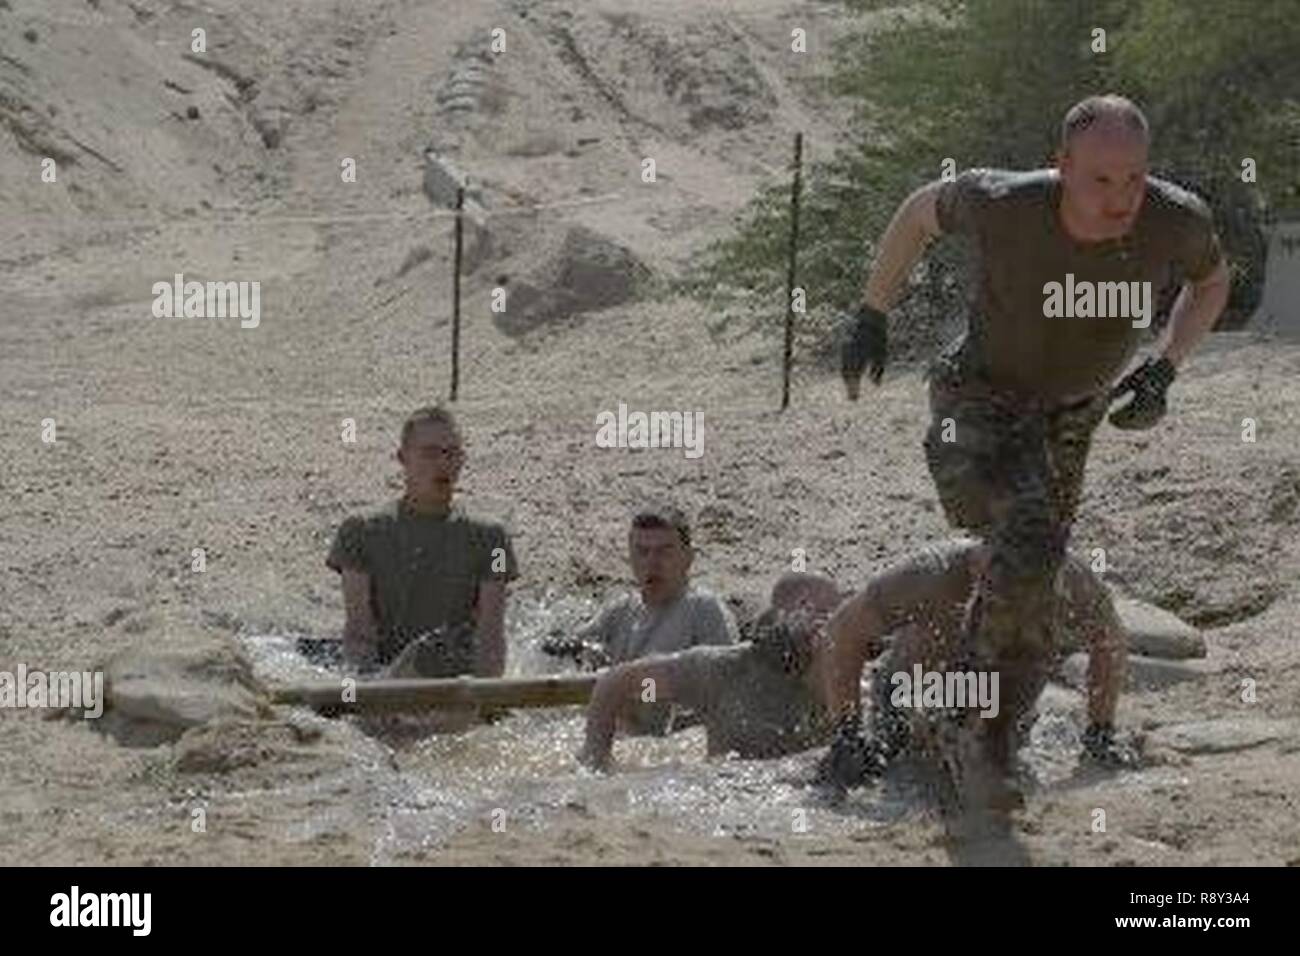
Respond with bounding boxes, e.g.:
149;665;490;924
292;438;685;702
326;500;518;671
935;168;1223;402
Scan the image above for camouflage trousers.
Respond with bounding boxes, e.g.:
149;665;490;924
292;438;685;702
921;353;1110;768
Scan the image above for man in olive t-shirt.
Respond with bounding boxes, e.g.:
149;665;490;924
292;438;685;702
837;95;1229;804
325;406;518;677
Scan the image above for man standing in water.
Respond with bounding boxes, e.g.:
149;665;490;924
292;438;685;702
326;405;518;678
836;95;1228;804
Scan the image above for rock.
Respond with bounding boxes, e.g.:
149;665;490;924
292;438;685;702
99;620;271;747
174;720;297;773
1148;718;1299;755
1057;652;1218;693
422;150;483;207
1035;681;1084;714
1113;595;1206;659
421;151;492;272
493;225;650;335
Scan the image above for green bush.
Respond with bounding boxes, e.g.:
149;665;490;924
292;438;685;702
679;0;1298;352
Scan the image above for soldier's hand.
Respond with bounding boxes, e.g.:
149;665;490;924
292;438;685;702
577;741;611;772
1080;722;1140;768
840;304;889;400
540;634;582;659
541;634;609;670
1108;356;1176;430
814;715;886;789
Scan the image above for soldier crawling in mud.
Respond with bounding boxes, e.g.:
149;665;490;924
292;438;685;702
835;94;1229;806
326;405;519;679
578;542;1130;775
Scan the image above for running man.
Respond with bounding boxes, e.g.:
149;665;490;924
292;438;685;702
837;94;1228;804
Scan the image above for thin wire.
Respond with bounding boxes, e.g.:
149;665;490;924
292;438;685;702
6;189;634;230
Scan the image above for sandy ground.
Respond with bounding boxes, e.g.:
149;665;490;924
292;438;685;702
1;0;1298;866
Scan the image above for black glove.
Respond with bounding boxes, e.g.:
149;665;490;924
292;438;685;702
540;634;609;670
1080;722;1139;768
540;634;583;659
840;304;888;399
815;716;887;789
1108;356;1176;430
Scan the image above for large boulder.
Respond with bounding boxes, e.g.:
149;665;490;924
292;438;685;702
1113;595;1206;659
1057;652;1219;693
1057;591;1206;660
494;225;651;335
98;619;271;747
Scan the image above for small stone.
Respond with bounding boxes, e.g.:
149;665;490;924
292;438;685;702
1148;718;1299;755
1057;652;1218;692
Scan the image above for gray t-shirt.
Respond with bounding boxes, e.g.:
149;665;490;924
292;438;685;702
670;645;827;759
935;168;1222;402
582;586;737;733
581;587;738;663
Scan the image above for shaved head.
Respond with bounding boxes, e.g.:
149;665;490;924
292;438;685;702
1056;95;1151;241
1060;94;1149;153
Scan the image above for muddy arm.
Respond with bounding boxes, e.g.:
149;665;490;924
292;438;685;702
474;580;507;678
340;568;379;670
579;654;699;771
1061;560;1126;726
859;180;945;312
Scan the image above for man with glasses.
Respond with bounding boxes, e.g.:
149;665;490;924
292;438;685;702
326;405;518;678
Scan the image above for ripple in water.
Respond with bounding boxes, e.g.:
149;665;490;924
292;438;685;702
237;599;1106;857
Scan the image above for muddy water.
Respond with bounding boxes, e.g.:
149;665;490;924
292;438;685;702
239;594;1093;862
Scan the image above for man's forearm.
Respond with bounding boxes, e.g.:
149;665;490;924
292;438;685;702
1157;271;1230;367
342;620;379;669
475;627;506;677
825;595;886;722
581;673;634;769
1086;637;1125;726
473;582;508;677
861;187;939;312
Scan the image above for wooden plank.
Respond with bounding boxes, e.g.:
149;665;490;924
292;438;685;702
272;673;598;714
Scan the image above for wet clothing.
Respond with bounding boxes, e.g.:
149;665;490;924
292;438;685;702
326;500;518;674
668;645;827;759
580;587;737;734
935;168;1222;403
923;346;1111;671
861;539;1119;766
926;167;1219;774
